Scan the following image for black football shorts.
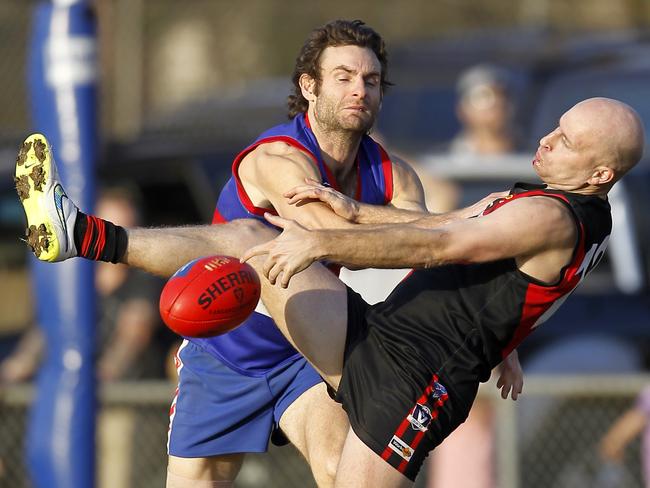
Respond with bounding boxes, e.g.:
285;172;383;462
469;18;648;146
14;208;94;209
333;287;481;481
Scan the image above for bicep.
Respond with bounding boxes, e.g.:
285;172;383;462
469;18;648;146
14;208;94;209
244;151;354;229
439;199;575;263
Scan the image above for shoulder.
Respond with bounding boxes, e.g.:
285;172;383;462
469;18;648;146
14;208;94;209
385;153;427;209
522;193;576;222
389;154;423;187
250;140;311;162
487;195;577;240
240;141;320;180
495;194;573;219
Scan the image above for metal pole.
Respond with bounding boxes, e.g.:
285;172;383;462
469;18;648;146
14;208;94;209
26;1;98;486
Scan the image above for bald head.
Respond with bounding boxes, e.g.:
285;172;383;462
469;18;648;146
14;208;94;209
573;97;645;179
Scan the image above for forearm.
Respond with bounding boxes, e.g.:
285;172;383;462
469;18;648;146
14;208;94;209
355;202;480;227
314;224;449;269
354;203;428;224
411;209;468;228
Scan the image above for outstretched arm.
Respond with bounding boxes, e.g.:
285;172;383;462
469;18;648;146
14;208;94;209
286;178;507;226
242;196;576;288
124;145;429;277
239;144;430;228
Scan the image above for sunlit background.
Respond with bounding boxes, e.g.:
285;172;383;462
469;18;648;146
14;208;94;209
1;1;650;487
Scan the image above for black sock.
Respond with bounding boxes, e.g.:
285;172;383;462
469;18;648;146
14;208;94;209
73;211;128;263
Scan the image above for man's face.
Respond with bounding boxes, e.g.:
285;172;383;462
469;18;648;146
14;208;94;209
310;45;382;133
533;103;604;189
459;84;511;132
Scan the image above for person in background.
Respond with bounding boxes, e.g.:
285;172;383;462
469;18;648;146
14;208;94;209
93;185;171;382
0;184;169;383
449;63;524;157
0;184;170;488
92;185;172;488
599;386;650;488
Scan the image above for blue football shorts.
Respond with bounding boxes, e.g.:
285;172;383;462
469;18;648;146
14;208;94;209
167;339;322;457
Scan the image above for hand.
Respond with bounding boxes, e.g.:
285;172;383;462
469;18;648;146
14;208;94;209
241;213;322;288
496;349;523;400
285;178;360;223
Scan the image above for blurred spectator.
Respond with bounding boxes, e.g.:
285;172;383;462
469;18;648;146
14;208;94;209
417;63;529;215
0;326;42;384
0;184;172;488
0;184;170;384
93;185;171;382
86;184;173;488
450;63;524;157
598;386;650;488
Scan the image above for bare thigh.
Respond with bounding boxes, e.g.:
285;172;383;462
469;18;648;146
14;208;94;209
166;454;244;487
255;259;349;388
226;221;350;388
335;429;412;488
126;220;350;387
280;383;349;487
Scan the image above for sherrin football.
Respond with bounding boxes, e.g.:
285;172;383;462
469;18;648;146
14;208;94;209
159;255;261;337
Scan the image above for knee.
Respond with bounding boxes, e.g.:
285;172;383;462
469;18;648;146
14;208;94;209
309;444;341;488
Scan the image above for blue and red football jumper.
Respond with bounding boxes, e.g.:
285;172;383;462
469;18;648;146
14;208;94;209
199;112;394;374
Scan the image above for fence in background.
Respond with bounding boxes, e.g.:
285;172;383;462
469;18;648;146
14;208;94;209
1;375;647;488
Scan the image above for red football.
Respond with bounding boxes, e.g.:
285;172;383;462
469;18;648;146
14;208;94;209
159;255;261;337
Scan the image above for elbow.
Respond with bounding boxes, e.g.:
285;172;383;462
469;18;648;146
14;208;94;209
421;229;458;267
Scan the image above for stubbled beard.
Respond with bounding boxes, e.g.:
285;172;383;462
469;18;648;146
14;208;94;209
313;97;375;135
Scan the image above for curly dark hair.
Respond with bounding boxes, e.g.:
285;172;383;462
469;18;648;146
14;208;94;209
287;19;391;119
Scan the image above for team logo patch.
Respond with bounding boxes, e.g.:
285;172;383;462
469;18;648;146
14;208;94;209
388;435;413;461
407;403;432;432
431;380;448;401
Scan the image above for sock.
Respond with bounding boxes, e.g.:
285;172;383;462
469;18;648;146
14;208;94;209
73;211;128;263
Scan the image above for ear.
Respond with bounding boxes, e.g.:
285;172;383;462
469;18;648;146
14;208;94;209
299;74;317;103
587;166;615;186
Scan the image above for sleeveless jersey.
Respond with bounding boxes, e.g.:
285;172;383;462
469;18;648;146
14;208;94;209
367;183;612;382
196;113;394;374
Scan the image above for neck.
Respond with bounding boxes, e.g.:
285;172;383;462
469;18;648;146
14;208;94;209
545;182;609;199
308;112;363;187
466;128;515;154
